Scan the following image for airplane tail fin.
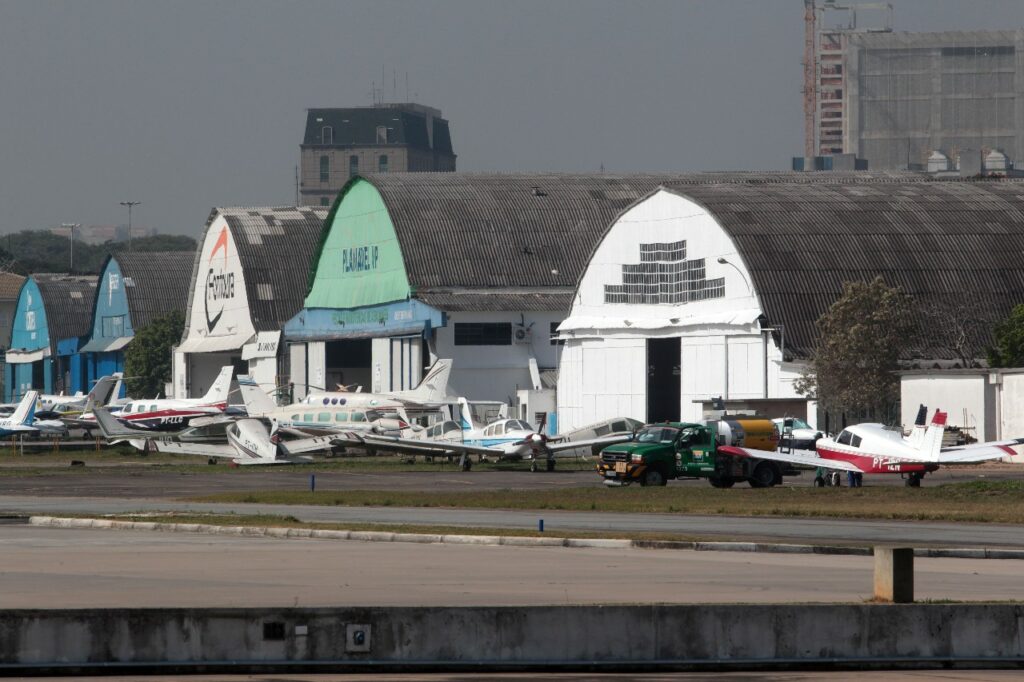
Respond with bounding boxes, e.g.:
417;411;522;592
200;366;234;406
109;373;125;404
88;375;118;406
237;375;277;416
457;396;476;431
402;359;453;403
94;407;139;439
919;409;947;461
228;419;280;463
10;391;38;426
906;404;928;449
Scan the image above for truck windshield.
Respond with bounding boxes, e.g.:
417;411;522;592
635;426;680;444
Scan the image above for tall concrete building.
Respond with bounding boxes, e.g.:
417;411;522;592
299;103;456;206
816;26;1024;170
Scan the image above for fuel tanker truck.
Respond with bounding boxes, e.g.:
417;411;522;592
596;418;799;488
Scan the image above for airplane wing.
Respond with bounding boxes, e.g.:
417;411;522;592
545;433;633;454
151;440;238;459
278;434;338;456
344;433;500;458
936;437;1024;463
716;445;865;473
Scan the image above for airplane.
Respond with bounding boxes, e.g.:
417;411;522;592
340;398;635;471
301;359;454;413
94;366;234;432
92;406;234;451
717;405;1024;487
237;375;410;437
0;391;41;437
152;418;336;465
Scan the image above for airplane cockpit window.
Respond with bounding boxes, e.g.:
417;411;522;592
351;412;366;422
493;423;505;435
837;430;853;445
506;420;531;432
123;403;132;413
851;434;862;448
443;421;461;434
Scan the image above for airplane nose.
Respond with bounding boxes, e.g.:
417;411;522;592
530;433;543;443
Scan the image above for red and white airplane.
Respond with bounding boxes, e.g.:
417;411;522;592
100;366;234;432
719;405;1024;487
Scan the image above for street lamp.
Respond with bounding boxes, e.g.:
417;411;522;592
119;201;140;250
60;223;80;272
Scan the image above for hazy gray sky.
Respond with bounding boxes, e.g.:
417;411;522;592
1;0;1022;237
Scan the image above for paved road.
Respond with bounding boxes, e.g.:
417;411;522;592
3;525;1023;607
3;494;1024;548
0;461;1019;497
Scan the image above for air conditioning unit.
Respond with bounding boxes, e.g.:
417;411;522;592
513;327;532;344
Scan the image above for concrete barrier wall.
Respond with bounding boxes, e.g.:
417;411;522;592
1;605;1022;672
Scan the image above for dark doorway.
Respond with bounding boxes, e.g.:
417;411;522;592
325;339;372;392
31;360;45;392
647;337;681;423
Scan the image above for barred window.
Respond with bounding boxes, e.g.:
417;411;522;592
454;323;511;346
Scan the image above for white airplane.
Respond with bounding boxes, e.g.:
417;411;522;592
0;391;41;437
152;418;335;465
718;405;1024;487
94;366;234;432
237;375;410;437
302;359;454;413
342;397;634;471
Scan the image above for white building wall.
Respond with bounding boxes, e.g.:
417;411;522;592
998;373;1024;446
434;311;567;403
289;343;308;400
901;374;989;440
557;189;804;432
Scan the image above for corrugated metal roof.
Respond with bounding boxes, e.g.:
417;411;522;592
189;207;328;333
661;176;1024;359
0;272;25;301
111;251;194;330
360;172;704;310
32;274;98;343
416;289;574;312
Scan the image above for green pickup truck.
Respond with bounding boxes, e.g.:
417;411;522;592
597;420;798;488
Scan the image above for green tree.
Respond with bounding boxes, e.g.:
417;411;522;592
124;310;185;398
987;304;1024;367
795;277;915;416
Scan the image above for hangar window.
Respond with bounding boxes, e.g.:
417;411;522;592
454;323;512;346
102;315;125;337
319;155;330;182
550;322;564;346
321;126;333;144
604;241;725;305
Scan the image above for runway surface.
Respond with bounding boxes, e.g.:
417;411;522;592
19;674;1024;681
2;494;1024;548
2;525;1023;607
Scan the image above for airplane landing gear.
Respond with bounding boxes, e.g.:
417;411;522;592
459;454;472;472
905;472;923;487
546;458;555;472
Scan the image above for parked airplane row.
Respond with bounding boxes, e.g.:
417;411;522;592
9;359;1021;485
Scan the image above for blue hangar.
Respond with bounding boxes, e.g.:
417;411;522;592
78;251;194;395
5;274;97;401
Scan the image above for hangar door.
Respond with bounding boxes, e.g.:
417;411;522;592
647;337;681;423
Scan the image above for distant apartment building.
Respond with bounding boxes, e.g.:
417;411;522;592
816;28;1024;170
48;224;155;245
299;103;456;206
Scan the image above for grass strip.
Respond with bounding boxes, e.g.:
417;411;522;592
189;480;1024;524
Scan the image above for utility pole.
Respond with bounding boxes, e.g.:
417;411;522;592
60;223;80;272
119;201;140;250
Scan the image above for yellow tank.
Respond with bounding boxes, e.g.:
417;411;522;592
714;418;779;451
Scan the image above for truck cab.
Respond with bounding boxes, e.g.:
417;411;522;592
597;419;797;488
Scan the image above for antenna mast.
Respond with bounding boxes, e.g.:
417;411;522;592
803;0;817;159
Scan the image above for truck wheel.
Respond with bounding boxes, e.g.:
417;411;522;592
641;469;666;487
749;462;776;488
709;476;735;488
813;476;826;487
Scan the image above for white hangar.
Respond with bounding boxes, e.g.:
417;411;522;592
173;206;327;399
557;173;1024;432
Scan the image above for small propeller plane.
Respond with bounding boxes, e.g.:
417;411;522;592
717;405;1024;487
98;366;234;432
152;418;335;465
0;391;41;437
340;397;634;471
302;359;454;413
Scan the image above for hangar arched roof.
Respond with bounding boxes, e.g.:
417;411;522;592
31;274;98;344
183;207;328;339
314;173;696;311
657;173;1024;358
95;251;195;330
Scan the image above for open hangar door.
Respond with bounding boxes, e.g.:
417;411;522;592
186;352;244;399
324;339;372;392
647;337;681;423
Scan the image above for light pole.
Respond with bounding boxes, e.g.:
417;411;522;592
60;223;80;272
119;201;140;250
